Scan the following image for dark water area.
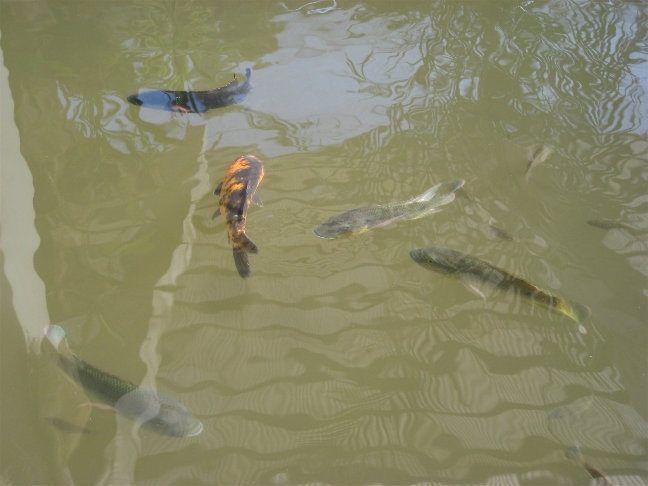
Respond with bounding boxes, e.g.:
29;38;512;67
1;1;647;485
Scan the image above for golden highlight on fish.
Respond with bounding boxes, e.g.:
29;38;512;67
214;154;265;278
409;245;591;324
313;180;465;239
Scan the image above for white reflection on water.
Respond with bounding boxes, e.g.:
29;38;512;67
0;35;49;349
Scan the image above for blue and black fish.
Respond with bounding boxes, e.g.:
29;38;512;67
127;68;252;113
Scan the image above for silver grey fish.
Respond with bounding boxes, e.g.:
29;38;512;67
45;325;203;438
409;246;591;324
313;180;465;239
525;144;554;182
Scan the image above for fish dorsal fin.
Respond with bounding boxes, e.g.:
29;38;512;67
411;183;442;202
219;75;240;92
411;179;465;203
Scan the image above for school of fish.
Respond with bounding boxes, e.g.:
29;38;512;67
40;66;604;460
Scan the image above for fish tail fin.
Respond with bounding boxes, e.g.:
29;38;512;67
243;67;252;89
232;233;258;278
557;298;591;324
413;179;466;205
44;324;66;350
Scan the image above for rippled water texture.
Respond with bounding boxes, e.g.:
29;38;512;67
1;1;647;485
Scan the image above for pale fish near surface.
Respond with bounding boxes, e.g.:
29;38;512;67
409;246;591;328
525;144;554;182
313;180;465;239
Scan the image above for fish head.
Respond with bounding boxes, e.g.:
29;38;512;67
150;394;204;437
126;90;180;111
115;388;203;438
409;247;462;274
313;212;364;239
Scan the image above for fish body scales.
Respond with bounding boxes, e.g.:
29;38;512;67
410;246;589;324
70;355;138;406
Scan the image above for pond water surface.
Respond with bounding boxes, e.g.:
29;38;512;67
1;1;647;485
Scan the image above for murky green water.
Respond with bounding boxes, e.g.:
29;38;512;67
1;1;647;485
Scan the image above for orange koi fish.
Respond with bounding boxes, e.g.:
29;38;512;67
214;155;265;278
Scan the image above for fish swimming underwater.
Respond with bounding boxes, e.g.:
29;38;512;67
565;445;614;486
488;217;515;241
44;325;203;438
214;155;265;278
313;180;465;239
409;246;591;325
127;67;252;113
525;144;554;182
587;219;639;233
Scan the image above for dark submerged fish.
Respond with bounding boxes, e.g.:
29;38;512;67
565;445;615;486
214;155;265;278
313;180;465;239
587;219;638;233
45;417;91;434
409;246;591;324
44;325;203;438
488;218;514;241
127;67;252;113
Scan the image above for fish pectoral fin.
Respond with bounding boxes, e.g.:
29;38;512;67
214;182;223;196
212;210;221;220
372;216;405;228
251;193;263;206
466;283;487;300
458;274;488;300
